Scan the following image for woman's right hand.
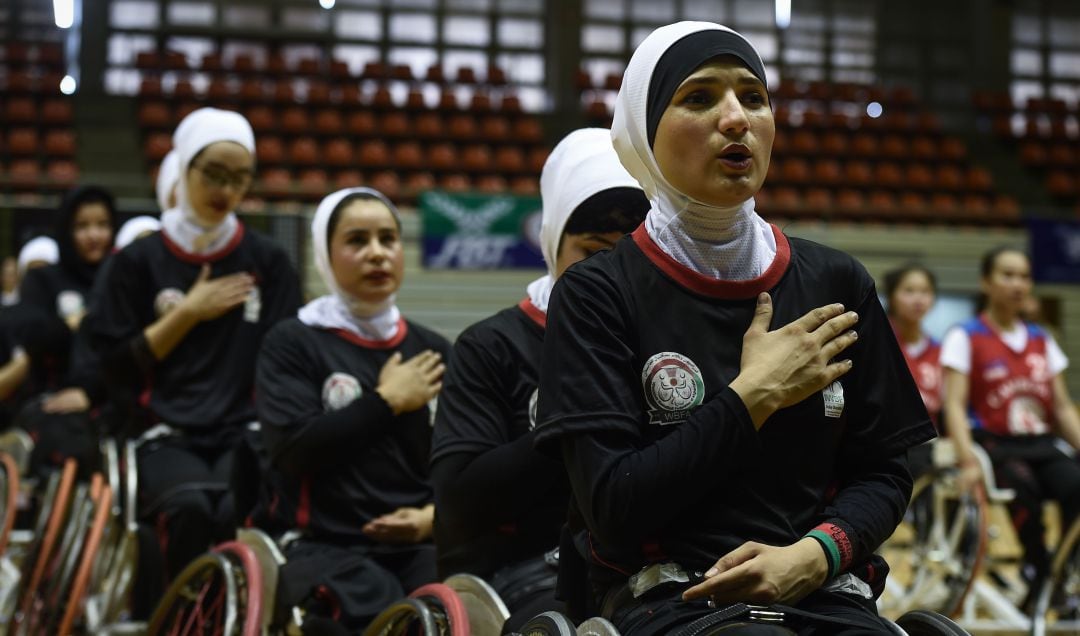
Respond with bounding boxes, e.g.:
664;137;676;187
376;350;445;415
956;455;984;493
181;263;255;322
730;293;861;429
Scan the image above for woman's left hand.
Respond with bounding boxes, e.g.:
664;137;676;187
41;387;91;414
682;538;829;606
362;504;435;544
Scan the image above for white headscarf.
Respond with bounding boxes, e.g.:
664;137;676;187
298;187;404;343
115;216;162;250
526;128;644;313
17;236;59;276
161;108;255;256
156;149;180;213
611;21;776;280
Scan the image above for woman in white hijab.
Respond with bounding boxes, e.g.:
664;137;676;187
534;22;935;634
156;149;181;213
430;128;648;633
255;187;450;632
83;107;301;607
115;216;162;251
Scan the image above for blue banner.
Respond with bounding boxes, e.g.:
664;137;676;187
1028;218;1080;284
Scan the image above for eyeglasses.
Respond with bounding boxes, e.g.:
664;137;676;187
190;162;253;191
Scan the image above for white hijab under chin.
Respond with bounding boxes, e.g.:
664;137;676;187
527;128;644;313
298;187;402;343
161;108;254;256
611;21;776;280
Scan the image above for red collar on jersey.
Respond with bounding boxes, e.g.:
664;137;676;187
631;222;791;299
328;317;409;350
161;221;246;264
517;297;547;328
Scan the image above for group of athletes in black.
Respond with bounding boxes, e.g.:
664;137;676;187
0;19;1077;636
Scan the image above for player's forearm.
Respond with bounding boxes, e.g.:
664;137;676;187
810;452;912;577
143;304;201;361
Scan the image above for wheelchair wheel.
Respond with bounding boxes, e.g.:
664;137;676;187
577;616;620;635
444;572;510;635
235;527;286;632
58;484;113;634
879;471;985;618
363;598;440;636
0;451;19;555
212;541;264;636
519;611;577;636
411;582;470;636
147;552;240;635
1032;517;1080;636
895;609;970;635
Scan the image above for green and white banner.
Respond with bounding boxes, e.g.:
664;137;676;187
420;191;544;269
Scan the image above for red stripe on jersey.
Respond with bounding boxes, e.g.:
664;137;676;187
894;328;943;428
160;221;246;264
297;476;311;530
328;318;409;350
632;223;791;299
518;297;547;328
966;315;1054;436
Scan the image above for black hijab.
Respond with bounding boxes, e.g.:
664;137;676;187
54;185;117;286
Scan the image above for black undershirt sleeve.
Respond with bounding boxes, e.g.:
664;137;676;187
270;392;396;475
432;431;560;533
560;387;759;548
17;268;53;317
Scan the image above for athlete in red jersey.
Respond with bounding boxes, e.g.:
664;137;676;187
885;264;942;427
942;246;1080;610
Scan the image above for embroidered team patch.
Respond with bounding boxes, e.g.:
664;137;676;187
823;381;845;418
641;352;705;425
154;288;185;317
56;290;85;319
322;372;362;411
243;287;262;323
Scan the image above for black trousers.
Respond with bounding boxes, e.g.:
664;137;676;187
15;399;101;480
490;553;565;635
977;433;1080;582
137;431;237;581
276;539;437;633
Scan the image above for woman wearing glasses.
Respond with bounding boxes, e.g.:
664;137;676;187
84;108;301;604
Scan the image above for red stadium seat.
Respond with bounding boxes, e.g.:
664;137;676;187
514;118;543;144
940;138;968;161
813;160;843;186
966;167;994;193
867;190;897;217
440;173;471;192
338;85;363;109
246;106;277;133
370;86;394;110
135;51;161;71
437;88;459;111
803;188;833;214
469;91;493;113
307;82;332;107
266;54;288;76
909;136;937;161
527;147;549;173
930;192;960;216
501;93;523;113
298;169;330;196
991;195;1020;220
356;140;390;168
369;171;401;200
476;174;508;193
574;69;593;91
313;109;343;135
850;134;878;157
273;81;296;104
393;142;424;170
585;98;610;122
256;137;286;165
461;145;493;172
425;64;446;85
880;135;909;159
324;139;354;167
1048;143;1077;167
405;172;437;195
843;161;874;187
8;128;39;155
346;112;377;137
289;138;320;166
789;130;817;155
259;168;293;198
163;51;189;71
335;170;365;189
280;107;310;135
897;191;929;219
820;131;848;156
603;73;622;91
456;66;478;84
139;77;163;99
780;158;811;185
905;164;935;190
381;112;411;138
46;160;79;187
510;176;538;195
1019;141;1047;166
9;160;41;189
239;80;264;102
448;114;478;140
414;113;443;140
144;132;172;161
206;78;232;103
835;189;866;215
44;130;76;157
390;64;414;82
233;54;257;74
935;165;964;191
1047;171;1076;198
201;52;223;73
873;163;904;189
494;146;526;173
296;58;320;77
173;80;196;100
33;99;70;128
770;130;789;155
487;65;508;85
4;98;35;123
429;144;459;171
405;88;427;111
362;62;388;82
961;194;991;216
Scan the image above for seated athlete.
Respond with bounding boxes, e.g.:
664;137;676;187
431;127;649;633
534;22;936;634
255;187;450;634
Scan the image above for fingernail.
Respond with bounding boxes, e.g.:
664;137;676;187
704;567;718;578
850;331;858;339
849;312;858;320
846;359;854;367
758;293;767;305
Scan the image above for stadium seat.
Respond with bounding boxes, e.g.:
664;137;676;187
246;106;277;133
144;132;172;161
4;97;36;123
905;164;935;190
307;82;332;106
369;171;401;200
46;160;79;187
501;93;523;113
256;137;286;166
405;88;428;111
440;173;471;192
346;111;377;137
44;130;76;157
288;138;320;166
313;109;344;135
494;146;526;173
173;80;196;100
381;112;412;138
844;161;874;188
334;170;364;189
461;145;493;172
448;114;478;140
393;142;424;170
9;159;41;189
514;118;544;143
813;159;843;186
874;162;904;189
414;113;444;140
323;139;354;167
476;174;508;193
279;107;310;135
7;128;39;155
405;171;437;196
510;176;538;195
429;143;459;171
370;85;394;110
356;140;390;168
